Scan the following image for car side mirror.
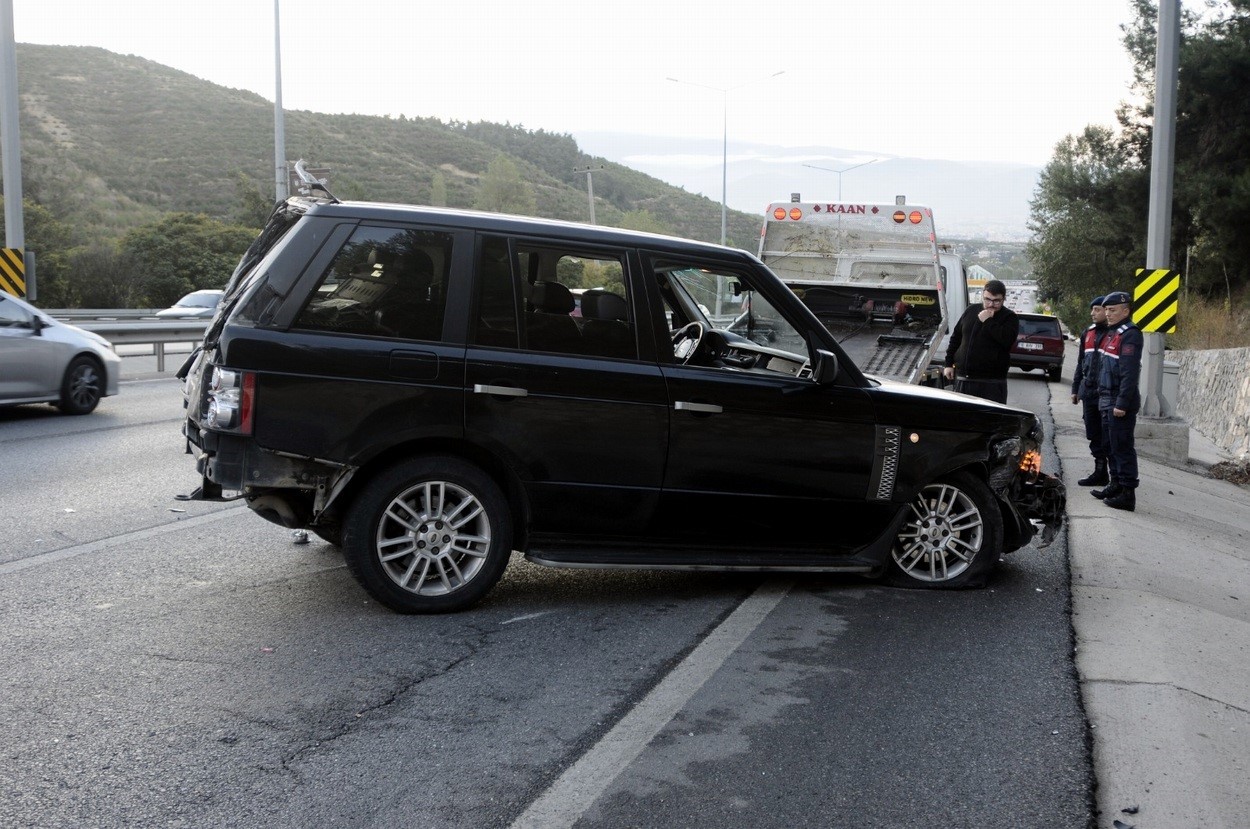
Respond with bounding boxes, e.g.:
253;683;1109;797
811;348;838;384
30;315;45;334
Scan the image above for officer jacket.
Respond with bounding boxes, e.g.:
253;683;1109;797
1096;321;1144;413
944;304;1020;380
1071;322;1108;401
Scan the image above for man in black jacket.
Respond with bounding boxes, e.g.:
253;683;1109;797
942;279;1020;403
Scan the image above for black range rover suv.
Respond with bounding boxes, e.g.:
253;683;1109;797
179;196;1064;613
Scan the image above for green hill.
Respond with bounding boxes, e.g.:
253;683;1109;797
6;44;762;249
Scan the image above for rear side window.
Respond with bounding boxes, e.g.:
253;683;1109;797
1018;318;1060;337
471;236;637;360
293;225;453;342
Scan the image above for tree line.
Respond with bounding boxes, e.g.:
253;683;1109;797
1028;0;1250;344
12;154;675;309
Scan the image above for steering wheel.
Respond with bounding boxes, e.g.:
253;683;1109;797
671;321;705;364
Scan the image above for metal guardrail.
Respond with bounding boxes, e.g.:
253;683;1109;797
43;309;164;320
75;319;208;372
36;309;208;371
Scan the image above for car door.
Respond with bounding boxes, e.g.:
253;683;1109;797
463;234;668;539
247;222;470;463
644;255;894;553
0;296;56;401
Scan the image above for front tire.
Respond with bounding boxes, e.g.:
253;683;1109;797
58;356;104;415
886;471;1003;589
342;457;512;613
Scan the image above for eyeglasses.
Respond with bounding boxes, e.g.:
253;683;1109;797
982;297;1005;305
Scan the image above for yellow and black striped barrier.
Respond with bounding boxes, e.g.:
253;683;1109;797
0;247;25;297
1133;268;1179;333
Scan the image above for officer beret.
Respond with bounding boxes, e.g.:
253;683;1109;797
1091;296;1106;308
1102;291;1131;306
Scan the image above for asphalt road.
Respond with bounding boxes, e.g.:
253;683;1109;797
0;363;1093;828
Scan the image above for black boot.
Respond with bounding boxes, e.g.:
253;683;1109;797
1103;487;1136;512
1092;481;1123;500
1078;457;1109;487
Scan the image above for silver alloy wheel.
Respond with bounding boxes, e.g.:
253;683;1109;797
892;482;985;582
374;480;492;596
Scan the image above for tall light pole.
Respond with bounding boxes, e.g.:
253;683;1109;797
802;159;880;201
1;0;27;296
667;71;784;246
273;0;288;202
1143;0;1180;419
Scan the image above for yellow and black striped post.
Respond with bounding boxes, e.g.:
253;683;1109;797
1133;267;1179;333
0;247;25;297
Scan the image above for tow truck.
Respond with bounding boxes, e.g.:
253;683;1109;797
759;200;950;385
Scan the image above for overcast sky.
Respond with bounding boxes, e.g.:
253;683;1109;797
9;0;1166;168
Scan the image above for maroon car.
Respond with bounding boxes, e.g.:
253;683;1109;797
1010;312;1065;382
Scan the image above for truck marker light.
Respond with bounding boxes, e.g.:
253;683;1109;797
789;207;802;220
892;211;906;223
773;207;788;220
909;211;923;224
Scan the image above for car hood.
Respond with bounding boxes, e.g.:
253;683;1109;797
864;375;1035;429
39;317;115;351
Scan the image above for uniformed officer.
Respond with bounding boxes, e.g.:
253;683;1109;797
1071;296;1109;486
1091;291;1142;511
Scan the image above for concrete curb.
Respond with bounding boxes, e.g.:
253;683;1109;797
1052;342;1250;829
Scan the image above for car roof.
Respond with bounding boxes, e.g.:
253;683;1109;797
304;201;747;259
1016;312;1059;321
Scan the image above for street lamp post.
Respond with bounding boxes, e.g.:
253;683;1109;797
273;0;288;202
802;159;880;201
667;71;784;246
573;165;604;225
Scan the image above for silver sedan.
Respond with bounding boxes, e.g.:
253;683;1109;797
0;293;121;415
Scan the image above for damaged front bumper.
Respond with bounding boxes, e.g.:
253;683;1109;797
1011;472;1067;548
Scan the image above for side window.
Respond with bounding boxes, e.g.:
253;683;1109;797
472;239;637;360
0;297;33;329
292;225;452;342
656;260;812;364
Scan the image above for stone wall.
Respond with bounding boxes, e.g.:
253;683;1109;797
1168;347;1250;460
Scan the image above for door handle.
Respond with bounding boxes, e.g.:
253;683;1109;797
674;401;722;414
473;384;529;398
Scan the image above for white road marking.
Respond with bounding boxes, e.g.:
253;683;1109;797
508;578;794;829
0;505;249;575
501;611;557;625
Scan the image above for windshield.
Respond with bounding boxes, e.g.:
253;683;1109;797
177;293;220;308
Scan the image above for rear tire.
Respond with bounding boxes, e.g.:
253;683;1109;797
58;356;104;415
342;457;512;613
886;471;1002;589
1046;366;1062;383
